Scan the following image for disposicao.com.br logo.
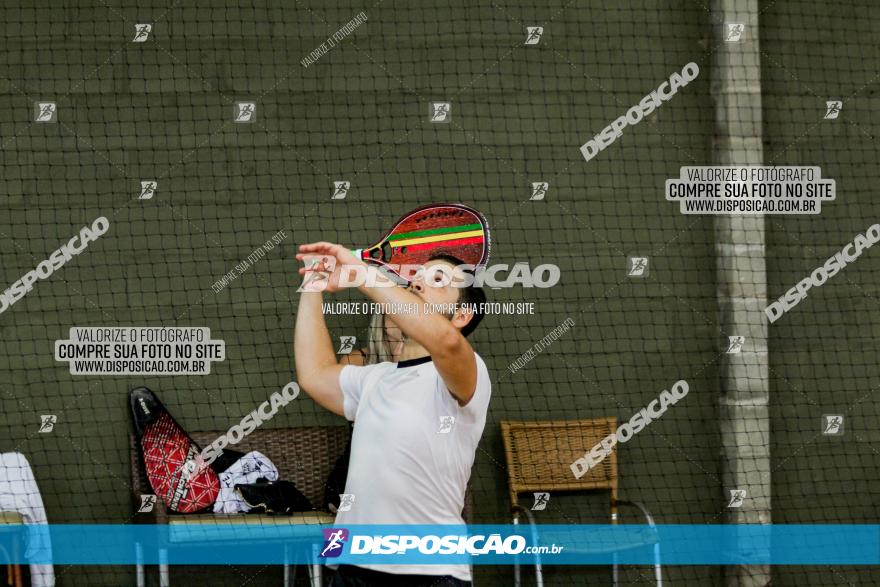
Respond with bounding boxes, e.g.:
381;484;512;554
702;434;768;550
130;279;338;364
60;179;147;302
319;528;563;558
320;528;349;558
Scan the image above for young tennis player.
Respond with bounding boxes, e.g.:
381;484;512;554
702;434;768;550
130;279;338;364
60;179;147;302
294;242;490;587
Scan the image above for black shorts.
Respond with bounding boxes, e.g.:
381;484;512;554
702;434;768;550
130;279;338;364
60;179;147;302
329;564;471;587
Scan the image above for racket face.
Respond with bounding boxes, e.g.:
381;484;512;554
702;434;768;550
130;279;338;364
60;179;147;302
141;411;219;513
360;203;491;277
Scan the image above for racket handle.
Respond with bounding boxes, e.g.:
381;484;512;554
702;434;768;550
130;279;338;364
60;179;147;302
351;248;364;259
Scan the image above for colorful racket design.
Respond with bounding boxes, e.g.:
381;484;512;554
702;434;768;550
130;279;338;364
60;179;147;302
352;203;491;282
131;387;219;513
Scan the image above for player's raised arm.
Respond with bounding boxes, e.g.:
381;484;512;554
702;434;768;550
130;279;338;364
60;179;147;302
293;290;345;416
295;242;484;406
357;263;480;406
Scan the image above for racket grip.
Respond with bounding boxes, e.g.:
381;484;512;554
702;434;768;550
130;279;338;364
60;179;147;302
351;248;363;259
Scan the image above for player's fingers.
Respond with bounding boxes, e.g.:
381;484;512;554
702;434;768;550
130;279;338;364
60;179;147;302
299;242;337;253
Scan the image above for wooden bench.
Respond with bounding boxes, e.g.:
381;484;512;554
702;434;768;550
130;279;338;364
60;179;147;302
130;425;475;586
129;426;350;587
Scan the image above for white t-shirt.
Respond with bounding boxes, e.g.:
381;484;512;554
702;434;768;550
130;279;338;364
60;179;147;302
335;353;492;581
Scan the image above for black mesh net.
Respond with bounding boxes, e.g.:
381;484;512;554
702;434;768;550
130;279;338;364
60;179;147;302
0;0;878;585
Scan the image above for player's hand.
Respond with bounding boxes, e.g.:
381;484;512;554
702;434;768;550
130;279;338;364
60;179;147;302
296;242;365;293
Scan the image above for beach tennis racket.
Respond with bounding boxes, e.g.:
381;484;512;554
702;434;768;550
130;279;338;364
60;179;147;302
352;203;491;282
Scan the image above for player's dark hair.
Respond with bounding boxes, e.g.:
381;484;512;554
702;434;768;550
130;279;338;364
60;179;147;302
427;254;487;338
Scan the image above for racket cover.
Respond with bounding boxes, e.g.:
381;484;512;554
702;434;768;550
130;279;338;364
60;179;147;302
130;387;219;513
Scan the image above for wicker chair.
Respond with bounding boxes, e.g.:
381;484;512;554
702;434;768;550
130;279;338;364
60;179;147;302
500;419;662;587
129;426;350;587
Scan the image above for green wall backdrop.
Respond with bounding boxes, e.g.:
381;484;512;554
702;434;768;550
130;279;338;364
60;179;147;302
0;0;877;585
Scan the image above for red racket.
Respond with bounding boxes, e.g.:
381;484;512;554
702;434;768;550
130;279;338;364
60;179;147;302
352;203;491;282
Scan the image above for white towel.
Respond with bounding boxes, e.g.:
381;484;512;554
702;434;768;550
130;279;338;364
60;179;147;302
0;452;55;587
213;451;278;514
